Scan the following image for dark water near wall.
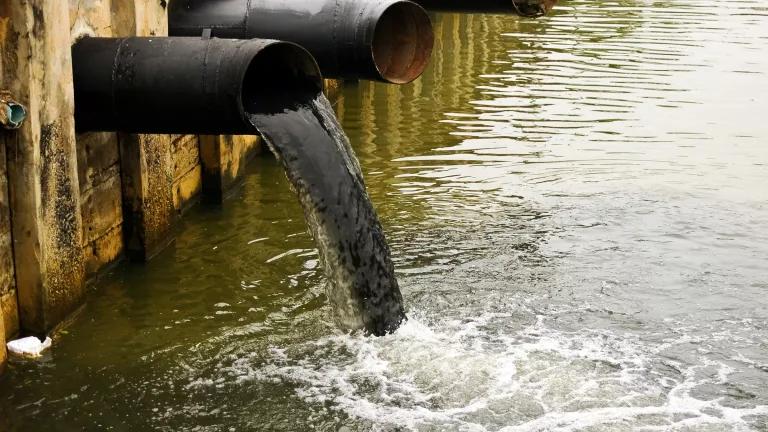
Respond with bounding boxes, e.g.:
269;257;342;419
2;1;768;430
246;93;405;335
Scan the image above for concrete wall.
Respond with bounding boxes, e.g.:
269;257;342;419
0;4;13;375
0;0;291;361
0;0;344;376
1;0;86;337
0;304;5;373
0;122;14;339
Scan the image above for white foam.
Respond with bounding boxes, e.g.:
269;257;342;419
202;309;768;431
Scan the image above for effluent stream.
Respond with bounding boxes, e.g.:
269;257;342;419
245;76;405;335
2;1;768;430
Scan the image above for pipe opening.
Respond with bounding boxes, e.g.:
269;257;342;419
2;100;26;129
8;103;26;127
372;2;434;84
242;43;324;115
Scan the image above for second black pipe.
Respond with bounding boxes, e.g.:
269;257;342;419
168;0;434;84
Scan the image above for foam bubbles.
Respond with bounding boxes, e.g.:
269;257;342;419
205;309;767;431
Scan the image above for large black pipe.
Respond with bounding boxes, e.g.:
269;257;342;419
72;36;322;134
411;0;556;16
168;0;434;84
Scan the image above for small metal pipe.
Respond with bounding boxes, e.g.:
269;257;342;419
168;0;434;84
411;0;557;16
0;92;27;130
71;36;322;134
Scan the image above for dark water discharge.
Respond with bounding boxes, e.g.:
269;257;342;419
2;1;768;430
246;91;405;335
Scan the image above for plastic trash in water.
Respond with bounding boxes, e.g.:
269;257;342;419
6;336;52;358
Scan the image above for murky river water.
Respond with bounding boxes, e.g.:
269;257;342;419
3;1;768;430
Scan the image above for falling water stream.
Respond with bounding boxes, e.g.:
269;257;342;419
246;89;405;335
2;1;768;431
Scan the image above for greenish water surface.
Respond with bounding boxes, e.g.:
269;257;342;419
2;1;768;430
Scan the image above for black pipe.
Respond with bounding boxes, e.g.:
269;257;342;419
168;0;434;84
410;0;556;16
72;36;322;134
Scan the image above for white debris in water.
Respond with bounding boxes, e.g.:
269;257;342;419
7;336;52;358
214;303;231;308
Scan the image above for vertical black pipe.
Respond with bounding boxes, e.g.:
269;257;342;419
72;37;321;134
168;0;434;84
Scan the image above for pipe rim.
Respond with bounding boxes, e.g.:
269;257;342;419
371;1;434;84
3;103;26;129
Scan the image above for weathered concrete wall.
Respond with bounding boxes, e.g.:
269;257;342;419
200;135;263;203
0;305;5;373
0;115;17;338
119;133;176;261
1;0;86;335
114;1;178;262
69;2;123;276
77;132;123;276
172;134;202;213
0;0;342;351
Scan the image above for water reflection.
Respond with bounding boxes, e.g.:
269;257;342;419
333;2;768;429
